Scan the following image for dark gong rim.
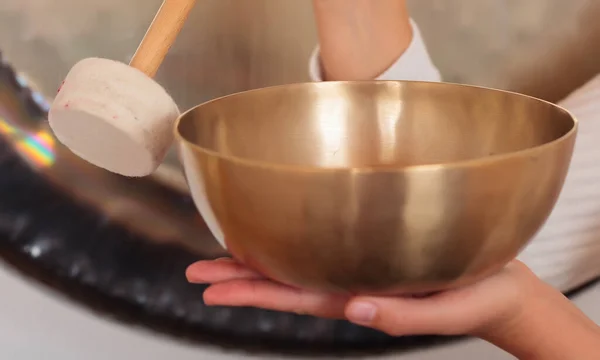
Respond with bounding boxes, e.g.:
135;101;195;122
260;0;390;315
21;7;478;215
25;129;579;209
0;53;596;356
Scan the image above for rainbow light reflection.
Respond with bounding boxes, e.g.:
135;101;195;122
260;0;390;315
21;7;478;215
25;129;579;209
0;117;56;167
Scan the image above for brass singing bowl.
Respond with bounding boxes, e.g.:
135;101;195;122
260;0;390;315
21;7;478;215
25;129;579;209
175;81;577;295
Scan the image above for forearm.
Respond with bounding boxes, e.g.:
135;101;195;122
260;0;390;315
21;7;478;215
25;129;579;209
481;283;600;359
311;0;413;81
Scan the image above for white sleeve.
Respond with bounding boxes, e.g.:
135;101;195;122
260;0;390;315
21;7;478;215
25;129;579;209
518;73;600;292
308;19;442;82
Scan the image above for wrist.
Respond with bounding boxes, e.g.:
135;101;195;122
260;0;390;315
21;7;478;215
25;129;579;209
477;281;600;359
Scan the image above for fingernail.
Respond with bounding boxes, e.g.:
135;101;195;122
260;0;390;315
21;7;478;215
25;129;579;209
347;301;377;324
186;276;202;284
185;272;206;284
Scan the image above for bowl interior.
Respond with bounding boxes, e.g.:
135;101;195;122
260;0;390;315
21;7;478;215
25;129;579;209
177;81;574;169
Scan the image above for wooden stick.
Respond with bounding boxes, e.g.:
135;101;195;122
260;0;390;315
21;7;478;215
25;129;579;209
129;0;197;78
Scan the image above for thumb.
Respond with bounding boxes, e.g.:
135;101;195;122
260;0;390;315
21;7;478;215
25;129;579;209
344;293;480;336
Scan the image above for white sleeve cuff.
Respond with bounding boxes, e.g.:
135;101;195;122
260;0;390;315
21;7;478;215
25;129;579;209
308;19;442;83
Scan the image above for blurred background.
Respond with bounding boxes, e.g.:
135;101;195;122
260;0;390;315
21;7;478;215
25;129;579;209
2;0;600;107
0;1;599;359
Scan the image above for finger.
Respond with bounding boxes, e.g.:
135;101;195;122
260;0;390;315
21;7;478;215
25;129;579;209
344;292;470;336
203;279;349;319
344;270;519;337
186;259;264;284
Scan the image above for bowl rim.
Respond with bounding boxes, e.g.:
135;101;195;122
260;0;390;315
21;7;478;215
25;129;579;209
173;80;578;173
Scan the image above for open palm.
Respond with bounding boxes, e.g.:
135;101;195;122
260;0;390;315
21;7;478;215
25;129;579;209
186;258;536;337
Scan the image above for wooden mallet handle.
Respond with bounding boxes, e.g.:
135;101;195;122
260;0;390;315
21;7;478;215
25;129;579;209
129;0;197;78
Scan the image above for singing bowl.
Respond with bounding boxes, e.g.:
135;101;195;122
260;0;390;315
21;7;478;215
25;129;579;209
175;81;577;294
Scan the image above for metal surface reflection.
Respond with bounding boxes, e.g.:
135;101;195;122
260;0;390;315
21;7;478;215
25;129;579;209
0;117;56;167
177;81;577;294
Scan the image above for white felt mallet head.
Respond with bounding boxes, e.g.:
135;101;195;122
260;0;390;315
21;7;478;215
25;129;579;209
48;0;197;177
